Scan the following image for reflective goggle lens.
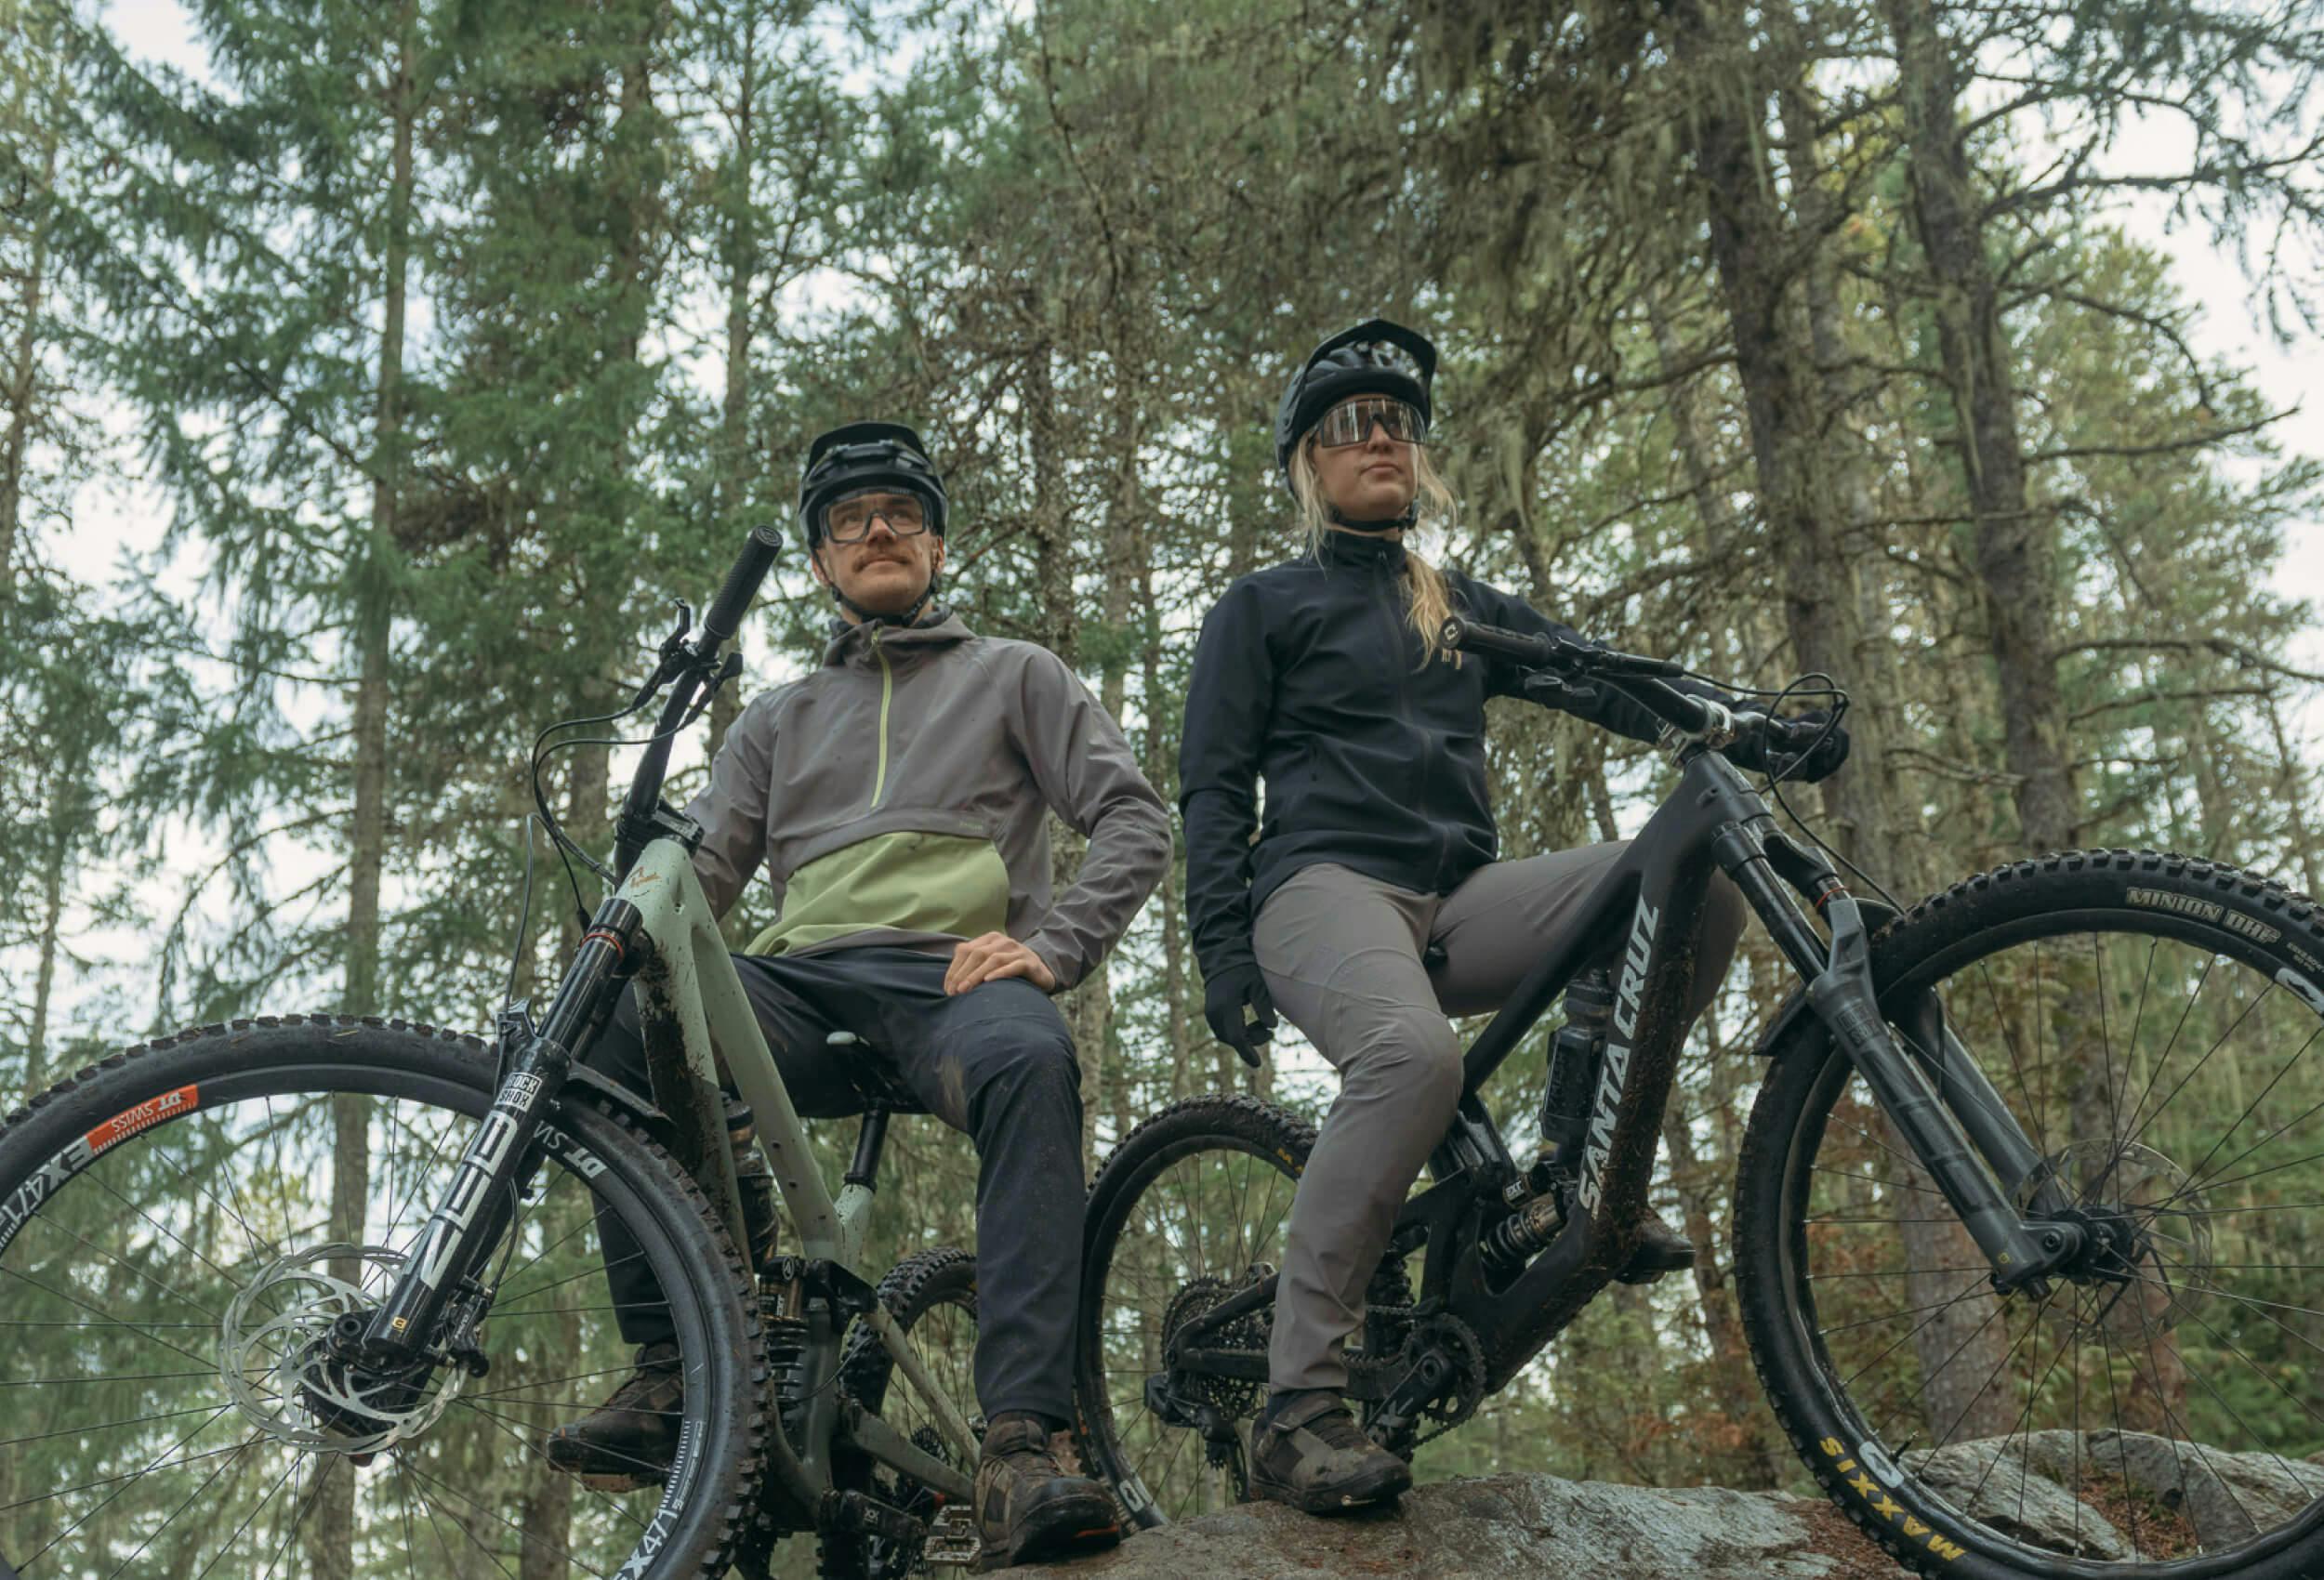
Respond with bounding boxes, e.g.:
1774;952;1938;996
1314;396;1425;449
821;489;929;542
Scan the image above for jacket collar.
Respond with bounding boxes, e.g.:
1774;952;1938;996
822;606;975;667
1317;527;1407;573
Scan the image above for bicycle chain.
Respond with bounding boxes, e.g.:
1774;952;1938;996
1352;1308;1488;1454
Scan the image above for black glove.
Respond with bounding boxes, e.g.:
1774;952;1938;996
1740;708;1850;783
1202;962;1277;1068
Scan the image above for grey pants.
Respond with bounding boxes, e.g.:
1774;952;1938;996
1252;847;1748;1392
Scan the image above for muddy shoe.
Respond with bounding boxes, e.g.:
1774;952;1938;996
542;1340;684;1491
972;1413;1121;1569
1615;1206;1697;1285
1248;1389;1411;1515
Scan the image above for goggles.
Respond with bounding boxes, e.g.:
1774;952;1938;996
819;487;931;544
1313;395;1427;450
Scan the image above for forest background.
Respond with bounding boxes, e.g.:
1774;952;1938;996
10;0;2324;1501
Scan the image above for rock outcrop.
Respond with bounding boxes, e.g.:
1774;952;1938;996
1018;1435;2324;1579
1016;1474;1911;1580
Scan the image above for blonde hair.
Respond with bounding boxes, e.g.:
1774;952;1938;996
1289;438;1463;665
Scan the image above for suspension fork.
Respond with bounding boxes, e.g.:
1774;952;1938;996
1717;818;2081;1291
357;894;644;1363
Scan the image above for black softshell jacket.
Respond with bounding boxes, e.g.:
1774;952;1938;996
1179;529;1698;982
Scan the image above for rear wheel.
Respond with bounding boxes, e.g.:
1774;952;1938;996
1738;852;2324;1580
1072;1096;1313;1530
0;1017;765;1579
818;1247;982;1580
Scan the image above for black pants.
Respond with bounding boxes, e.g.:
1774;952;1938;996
581;945;1087;1423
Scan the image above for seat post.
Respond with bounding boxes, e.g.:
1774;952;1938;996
845;1105;891;1191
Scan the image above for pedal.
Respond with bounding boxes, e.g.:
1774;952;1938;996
922;1502;982;1568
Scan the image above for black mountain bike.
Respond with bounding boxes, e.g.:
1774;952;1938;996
0;529;988;1579
1074;616;2324;1580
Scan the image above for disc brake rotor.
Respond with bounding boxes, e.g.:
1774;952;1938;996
219;1243;468;1454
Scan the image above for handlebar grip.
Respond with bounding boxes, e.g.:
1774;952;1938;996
1438;615;1556;666
701;525;785;647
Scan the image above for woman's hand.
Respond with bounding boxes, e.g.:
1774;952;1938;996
944;932;1060;994
1202;962;1277;1067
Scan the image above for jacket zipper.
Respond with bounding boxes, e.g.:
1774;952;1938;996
1372;562;1449;884
869;627;894;810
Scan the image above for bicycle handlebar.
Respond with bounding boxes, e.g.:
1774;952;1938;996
1438;615;1714;738
614;525;786;878
702;524;785;649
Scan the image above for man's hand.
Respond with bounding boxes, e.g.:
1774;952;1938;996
945;932;1060;995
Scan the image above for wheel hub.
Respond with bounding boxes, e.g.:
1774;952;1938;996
219;1244;469;1455
2028;1139;2214;1340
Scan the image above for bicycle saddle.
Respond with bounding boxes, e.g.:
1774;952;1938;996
826;1030;931;1114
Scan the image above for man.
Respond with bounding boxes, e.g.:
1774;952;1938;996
548;421;1170;1569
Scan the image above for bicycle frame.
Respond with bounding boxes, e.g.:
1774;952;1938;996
1180;744;2086;1397
355;831;979;1518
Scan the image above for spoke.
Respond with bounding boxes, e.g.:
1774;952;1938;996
1808;1164;1948;1197
0;1399;228;1454
102;1433;262;1580
396;1458;525;1580
453;1398;652;1534
2171;1088;2324;1205
18;1412;241;1567
2162;1021;2324;1200
194;1448;302;1580
2115;965;2257;1183
0;1261;218;1370
17;1209;223;1323
85;1162;249;1292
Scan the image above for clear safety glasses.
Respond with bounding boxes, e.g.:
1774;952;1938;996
819;488;931;543
1314;395;1428;450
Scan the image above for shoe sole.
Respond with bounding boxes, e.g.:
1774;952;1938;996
1248;1462;1412;1516
975;1494;1122;1570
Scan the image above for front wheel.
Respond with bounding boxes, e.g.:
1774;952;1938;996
1737;851;2324;1580
0;1016;766;1580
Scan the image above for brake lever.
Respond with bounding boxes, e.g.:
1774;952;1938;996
1521;673;1601;710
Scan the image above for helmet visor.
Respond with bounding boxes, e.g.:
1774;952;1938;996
819;487;931;544
1313;395;1428;450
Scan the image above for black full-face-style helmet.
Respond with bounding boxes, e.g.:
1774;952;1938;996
798;420;949;547
1273;319;1438;487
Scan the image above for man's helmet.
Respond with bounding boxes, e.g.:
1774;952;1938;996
799;421;949;546
1274;319;1437;486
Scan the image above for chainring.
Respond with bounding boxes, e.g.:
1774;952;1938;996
1363;1312;1487;1455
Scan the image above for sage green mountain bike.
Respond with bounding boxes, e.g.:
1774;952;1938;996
0;528;985;1579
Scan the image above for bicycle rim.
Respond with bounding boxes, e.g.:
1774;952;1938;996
1766;910;2324;1572
0;1020;758;1580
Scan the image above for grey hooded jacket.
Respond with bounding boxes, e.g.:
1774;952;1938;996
684;610;1170;991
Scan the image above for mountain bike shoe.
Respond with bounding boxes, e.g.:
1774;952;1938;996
972;1413;1122;1569
541;1340;684;1491
1248;1389;1413;1515
1615;1207;1697;1285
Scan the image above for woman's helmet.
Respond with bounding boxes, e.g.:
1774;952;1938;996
1273;319;1438;486
798;420;949;546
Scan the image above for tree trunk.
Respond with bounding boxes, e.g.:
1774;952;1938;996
24;821;67;1093
707;18;759;765
1884;0;2077;856
1674;0;2015;1443
0;37;59;589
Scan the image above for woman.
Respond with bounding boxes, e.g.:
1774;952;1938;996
1177;320;1845;1514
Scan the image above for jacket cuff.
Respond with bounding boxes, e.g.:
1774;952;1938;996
1024;932;1082;994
